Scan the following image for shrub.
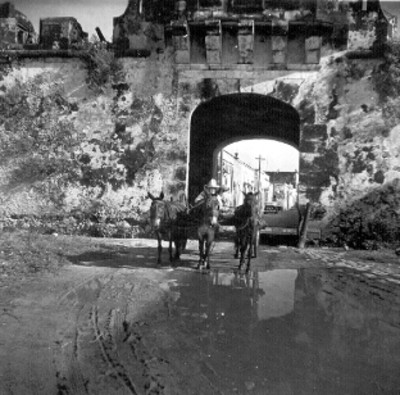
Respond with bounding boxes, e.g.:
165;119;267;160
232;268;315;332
328;180;400;248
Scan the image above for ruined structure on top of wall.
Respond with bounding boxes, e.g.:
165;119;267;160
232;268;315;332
0;1;35;49
0;2;88;51
39;17;88;50
113;0;389;64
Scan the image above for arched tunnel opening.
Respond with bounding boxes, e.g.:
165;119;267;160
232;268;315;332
188;93;301;245
188;93;300;204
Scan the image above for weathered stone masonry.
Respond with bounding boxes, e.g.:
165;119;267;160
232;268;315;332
1;0;400;243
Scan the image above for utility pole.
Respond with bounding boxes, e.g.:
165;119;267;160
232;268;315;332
255;155;265;191
255;155;265;210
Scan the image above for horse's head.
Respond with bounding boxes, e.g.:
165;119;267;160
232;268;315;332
148;191;165;229
242;191;259;215
243;191;259;205
203;193;220;226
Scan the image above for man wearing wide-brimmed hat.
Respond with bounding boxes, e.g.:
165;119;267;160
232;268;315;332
194;178;229;208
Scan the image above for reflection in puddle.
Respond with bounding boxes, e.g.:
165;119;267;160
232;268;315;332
172;268;400;394
210;270;298;320
257;270;297;320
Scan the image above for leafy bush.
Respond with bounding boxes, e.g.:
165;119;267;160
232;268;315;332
328;180;400;248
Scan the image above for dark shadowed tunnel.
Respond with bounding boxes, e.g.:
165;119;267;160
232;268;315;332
188;93;300;202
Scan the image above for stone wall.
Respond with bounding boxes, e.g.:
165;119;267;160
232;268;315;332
1;43;400;243
0;53;186;227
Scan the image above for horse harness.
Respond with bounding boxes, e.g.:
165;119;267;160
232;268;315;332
151;200;186;232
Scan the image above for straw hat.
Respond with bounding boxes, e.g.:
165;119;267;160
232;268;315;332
204;178;220;191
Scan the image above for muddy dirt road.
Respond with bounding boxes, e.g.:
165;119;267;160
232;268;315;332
1;238;400;394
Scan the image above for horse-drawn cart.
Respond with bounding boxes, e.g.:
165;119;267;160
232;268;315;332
148;190;221;270
148;190;262;273
258;204;300;246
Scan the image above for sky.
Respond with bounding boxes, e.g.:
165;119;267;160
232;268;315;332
225;140;299;173
12;0;128;41
11;1;400;42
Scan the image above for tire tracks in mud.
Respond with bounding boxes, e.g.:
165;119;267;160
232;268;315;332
90;306;139;394
54;275;102;395
53;270;178;394
56;270;114;307
2;263;230;394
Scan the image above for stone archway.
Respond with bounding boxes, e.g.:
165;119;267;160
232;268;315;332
188;93;300;202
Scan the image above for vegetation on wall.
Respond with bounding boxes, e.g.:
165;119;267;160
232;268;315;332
84;41;123;91
372;42;400;129
0;76;84;198
372;42;400;101
0;65;158;215
0;44;184;237
270;80;299;105
197;79;219;100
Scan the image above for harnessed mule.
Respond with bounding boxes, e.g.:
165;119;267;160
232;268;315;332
195;191;220;270
148;192;187;265
233;192;260;273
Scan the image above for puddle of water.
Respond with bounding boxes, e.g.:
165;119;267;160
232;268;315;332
170;268;400;394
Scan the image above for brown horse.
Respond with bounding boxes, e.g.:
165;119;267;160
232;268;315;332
233;191;260;273
194;190;221;270
148;191;187;265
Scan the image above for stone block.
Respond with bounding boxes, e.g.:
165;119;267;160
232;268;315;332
272;50;286;64
172;35;189;51
299;140;319;153
272;36;287;51
206;50;221;64
238;34;254;64
205;35;221;51
173;34;190;63
305;49;320;64
175;50;190;64
305;36;321;51
271;36;287;64
205;35;221;64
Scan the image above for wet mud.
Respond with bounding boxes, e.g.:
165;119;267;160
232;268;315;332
0;240;399;394
164;266;400;394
